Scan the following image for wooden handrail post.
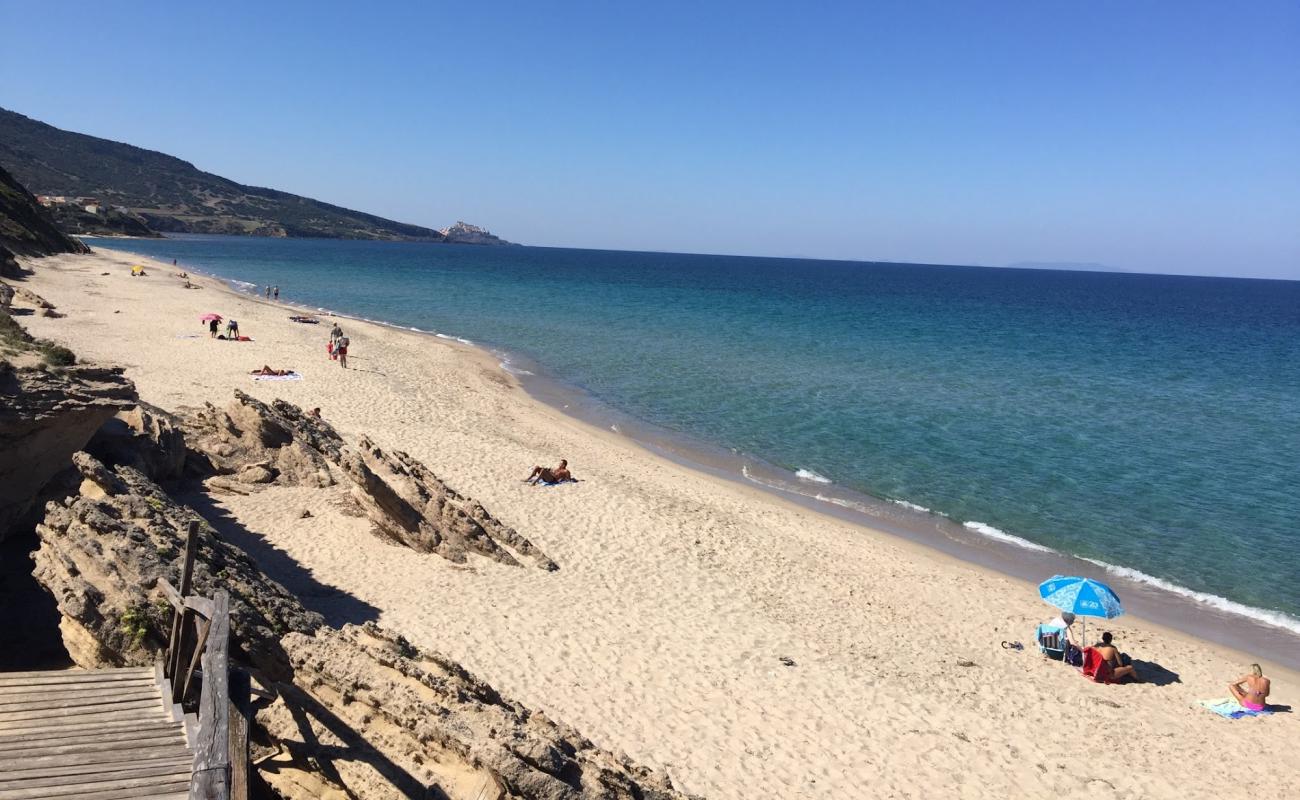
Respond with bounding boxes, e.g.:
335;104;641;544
170;521;200;704
189;589;231;800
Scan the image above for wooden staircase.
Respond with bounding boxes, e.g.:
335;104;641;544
0;523;248;800
0;666;192;799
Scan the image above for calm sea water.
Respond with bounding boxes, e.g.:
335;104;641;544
93;235;1300;629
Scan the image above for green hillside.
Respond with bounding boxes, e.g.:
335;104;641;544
0;108;447;241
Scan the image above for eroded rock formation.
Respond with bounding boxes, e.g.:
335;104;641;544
265;624;694;800
0;356;135;539
180;391;557;570
34;452;322;677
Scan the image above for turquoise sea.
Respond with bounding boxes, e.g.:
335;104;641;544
92;235;1300;633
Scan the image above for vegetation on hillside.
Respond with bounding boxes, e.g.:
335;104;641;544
0;107;448;241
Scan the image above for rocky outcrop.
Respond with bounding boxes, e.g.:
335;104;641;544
0;163;89;256
439;221;512;245
0;356;135;540
29;448;689;799
180;391;557;570
33;452;322;677
265;624;695;800
86;402;190;483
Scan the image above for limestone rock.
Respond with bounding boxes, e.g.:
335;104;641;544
0;281;13;309
33;453;322;678
0;359;135;540
85;402;188;483
268;624;696;800
180;391;557;570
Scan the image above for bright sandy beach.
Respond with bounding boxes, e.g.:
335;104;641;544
17;247;1300;799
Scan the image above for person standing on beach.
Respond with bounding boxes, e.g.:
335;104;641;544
273;286;280;300
208;318;219;338
336;335;349;368
265;286;271;298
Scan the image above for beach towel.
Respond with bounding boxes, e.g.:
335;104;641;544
252;373;302;382
1081;647;1114;683
1197;698;1273;720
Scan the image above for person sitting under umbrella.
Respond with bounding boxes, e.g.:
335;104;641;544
1093;631;1141;682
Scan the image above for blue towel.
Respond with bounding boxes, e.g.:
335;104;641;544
1197;698;1272;719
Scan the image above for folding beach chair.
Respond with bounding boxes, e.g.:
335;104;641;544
1035;624;1067;660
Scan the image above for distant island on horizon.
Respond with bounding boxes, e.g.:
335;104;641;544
0;107;512;246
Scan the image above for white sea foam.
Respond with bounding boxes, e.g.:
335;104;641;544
230;279;258;291
435;333;453;339
499;361;534;376
795;469;832;484
962;521;1056;553
1081;558;1300;636
456;337;473;345
891;499;931;514
813;493;874;515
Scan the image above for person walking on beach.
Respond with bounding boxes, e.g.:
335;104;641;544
336;335;349;368
1228;664;1271;711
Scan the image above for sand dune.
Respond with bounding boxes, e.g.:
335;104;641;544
18;248;1300;799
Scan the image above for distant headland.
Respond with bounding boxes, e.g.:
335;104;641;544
0;107;511;245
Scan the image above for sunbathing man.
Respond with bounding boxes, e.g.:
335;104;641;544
1228;664;1270;711
1094;632;1141;682
524;459;576;484
250;365;295;376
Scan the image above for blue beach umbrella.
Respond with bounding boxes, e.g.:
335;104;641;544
1039;575;1125;660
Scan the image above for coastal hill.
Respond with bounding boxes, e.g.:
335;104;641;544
0;107;510;244
0;163;88;259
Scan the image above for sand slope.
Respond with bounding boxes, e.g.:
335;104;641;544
17;249;1299;799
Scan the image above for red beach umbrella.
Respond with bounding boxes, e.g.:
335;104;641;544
199;313;223;321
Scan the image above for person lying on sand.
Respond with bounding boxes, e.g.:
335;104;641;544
524;459;576;484
1228;663;1270;711
250;365;296;376
1094;632;1140;682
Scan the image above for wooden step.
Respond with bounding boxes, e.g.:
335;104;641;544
0;678;157;698
0;755;192;783
0;773;192;800
0;668;152;684
0;759;192;790
0;720;183;747
0;697;164;724
0;687;161;714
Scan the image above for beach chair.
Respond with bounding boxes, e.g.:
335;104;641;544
1081;647;1115;683
1035;624;1067;660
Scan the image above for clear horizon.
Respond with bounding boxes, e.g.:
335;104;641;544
3;1;1297;279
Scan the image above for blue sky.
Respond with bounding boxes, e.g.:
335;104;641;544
2;1;1297;278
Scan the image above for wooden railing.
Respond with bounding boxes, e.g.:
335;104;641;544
157;521;250;800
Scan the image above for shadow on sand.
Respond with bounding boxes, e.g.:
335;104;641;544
180;489;381;629
1131;659;1181;687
